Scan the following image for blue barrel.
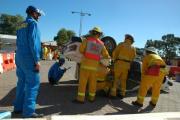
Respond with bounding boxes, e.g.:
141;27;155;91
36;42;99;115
0;111;11;119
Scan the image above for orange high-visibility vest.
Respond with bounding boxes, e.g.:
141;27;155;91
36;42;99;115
84;37;103;61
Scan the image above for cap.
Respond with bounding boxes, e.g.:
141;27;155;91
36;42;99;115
26;5;45;16
125;34;134;43
59;58;65;65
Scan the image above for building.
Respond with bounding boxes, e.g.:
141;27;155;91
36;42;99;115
0;34;16;52
171;56;180;66
0;34;58;52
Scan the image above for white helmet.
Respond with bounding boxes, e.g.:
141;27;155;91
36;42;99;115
145;47;157;54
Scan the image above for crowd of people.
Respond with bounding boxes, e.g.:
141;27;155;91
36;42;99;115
13;5;168;118
41;46;60;60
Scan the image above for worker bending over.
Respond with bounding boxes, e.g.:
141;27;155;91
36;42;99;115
132;47;167;107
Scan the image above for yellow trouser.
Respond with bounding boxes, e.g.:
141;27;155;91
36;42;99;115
43;53;46;59
110;60;130;97
136;72;165;104
76;68;97;102
44;52;48;59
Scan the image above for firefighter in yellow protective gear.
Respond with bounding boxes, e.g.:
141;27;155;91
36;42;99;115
132;47;167;107
73;27;110;103
96;63;112;96
110;34;136;99
43;46;48;60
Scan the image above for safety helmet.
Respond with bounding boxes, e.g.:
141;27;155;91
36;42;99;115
125;34;134;43
26;5;45;16
145;47;157;54
58;58;65;65
90;27;102;33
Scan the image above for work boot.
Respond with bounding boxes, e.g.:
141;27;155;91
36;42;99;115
149;101;156;107
12;110;22;114
72;99;84;104
25;113;44;118
132;101;143;107
117;93;124;99
53;82;59;86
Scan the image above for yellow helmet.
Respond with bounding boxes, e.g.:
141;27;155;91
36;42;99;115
91;27;102;33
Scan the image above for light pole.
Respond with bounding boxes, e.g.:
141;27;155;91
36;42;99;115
72;10;91;37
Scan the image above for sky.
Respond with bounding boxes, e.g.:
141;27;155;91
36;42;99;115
0;0;180;48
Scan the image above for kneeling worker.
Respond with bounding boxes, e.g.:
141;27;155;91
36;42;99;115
96;61;112;96
48;58;68;85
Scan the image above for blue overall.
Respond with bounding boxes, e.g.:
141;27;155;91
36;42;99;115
48;62;66;83
14;16;41;117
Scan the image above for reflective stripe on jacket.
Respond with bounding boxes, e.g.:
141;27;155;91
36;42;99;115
81;65;98;71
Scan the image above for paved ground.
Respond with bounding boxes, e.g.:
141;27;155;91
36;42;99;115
0;60;180;119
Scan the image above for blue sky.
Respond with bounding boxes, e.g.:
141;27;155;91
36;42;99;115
0;0;180;48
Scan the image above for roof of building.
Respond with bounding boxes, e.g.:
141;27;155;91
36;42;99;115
42;41;57;46
0;34;16;39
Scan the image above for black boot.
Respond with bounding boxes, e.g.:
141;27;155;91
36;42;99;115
132;101;143;107
12;110;22;114
149;101;156;107
117;93;124;99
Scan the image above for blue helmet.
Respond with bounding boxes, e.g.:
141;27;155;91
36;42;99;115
26;5;45;16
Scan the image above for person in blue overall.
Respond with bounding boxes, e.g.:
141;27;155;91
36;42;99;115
48;58;67;85
13;6;44;118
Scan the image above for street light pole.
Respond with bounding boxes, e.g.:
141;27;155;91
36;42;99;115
72;10;91;37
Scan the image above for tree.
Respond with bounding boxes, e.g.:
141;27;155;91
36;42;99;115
0;14;24;35
54;28;76;46
67;30;76;41
145;34;180;61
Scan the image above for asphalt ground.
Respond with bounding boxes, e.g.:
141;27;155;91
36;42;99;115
0;60;180;119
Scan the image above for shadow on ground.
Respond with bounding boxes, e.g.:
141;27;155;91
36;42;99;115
36;80;111;115
0;80;157;117
106;100;155;115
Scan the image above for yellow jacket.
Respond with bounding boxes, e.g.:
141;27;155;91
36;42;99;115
113;42;136;61
79;37;110;71
113;42;136;69
142;54;167;75
44;47;48;54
